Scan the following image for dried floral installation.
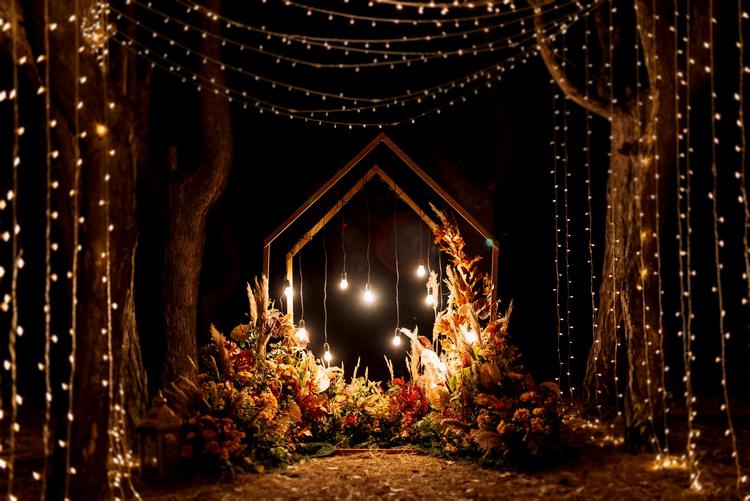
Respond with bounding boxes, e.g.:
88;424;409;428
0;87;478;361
167;209;559;472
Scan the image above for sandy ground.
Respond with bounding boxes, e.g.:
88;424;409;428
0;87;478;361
140;414;749;500
4;411;747;499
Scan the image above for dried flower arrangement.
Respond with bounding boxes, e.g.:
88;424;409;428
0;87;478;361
165;209;559;472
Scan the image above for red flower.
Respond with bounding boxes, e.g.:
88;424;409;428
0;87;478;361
344;413;358;427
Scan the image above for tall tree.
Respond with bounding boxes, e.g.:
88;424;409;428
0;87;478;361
160;0;233;386
532;0;709;447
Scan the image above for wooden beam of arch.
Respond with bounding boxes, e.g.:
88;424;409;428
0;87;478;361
263;133;500;322
284;165;439;322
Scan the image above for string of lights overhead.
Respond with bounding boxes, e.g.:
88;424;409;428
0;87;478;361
561;32;575;401
115;1;544;69
581;15;601;417
165;0;565;47
550;79;564;396
103;0;599;127
63;0;83;497
191;0;510;26
40;0;55;492
706;0;742;488
5;0;22;496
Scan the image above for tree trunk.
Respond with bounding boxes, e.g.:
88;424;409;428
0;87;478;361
161;0;233;387
532;0;689;447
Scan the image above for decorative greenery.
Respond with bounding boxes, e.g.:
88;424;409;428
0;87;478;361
167;210;559;472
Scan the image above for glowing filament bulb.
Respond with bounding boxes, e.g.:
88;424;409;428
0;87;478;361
283;279;292;300
464;329;478;344
295;319;309;344
416;261;426;278
392;329;402;347
323;342;333;363
363;283;375;304
339;272;349;290
425;293;435;306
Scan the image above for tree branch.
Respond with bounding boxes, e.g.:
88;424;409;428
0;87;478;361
532;1;614;119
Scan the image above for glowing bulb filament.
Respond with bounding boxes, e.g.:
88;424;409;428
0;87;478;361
464;329;478;344
339;272;348;290
363;284;375;304
295;320;309;344
416;262;426;278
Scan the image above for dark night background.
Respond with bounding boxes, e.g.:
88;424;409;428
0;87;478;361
1;0;748;417
123;0;750;396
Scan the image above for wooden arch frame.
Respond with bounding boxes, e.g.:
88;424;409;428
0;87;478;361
262;133;500;321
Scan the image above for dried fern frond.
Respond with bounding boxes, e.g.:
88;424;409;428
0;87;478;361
247;282;258;328
471;430;503;453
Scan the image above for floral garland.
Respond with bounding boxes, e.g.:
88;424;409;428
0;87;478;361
167;210;559;472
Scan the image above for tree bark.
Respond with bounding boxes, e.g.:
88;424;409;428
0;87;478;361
161;0;233;386
0;0;147;497
532;0;693;447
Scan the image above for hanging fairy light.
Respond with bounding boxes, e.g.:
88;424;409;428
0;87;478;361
295;319;310;344
416;211;426;277
363;182;376;304
340;204;349;290
464;328;478;345
392;192;402;348
323;342;333;363
363;283;376;304
296;250;310;340
392;328;402;346
283;278;293;311
416;261;426;277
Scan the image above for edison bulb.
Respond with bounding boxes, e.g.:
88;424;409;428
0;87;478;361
416;262;426;278
363;284;375;304
323;350;333;363
464;329;478;344
339;272;349;290
295;320;309;344
392;334;402;347
283;280;293;300
425;294;435;306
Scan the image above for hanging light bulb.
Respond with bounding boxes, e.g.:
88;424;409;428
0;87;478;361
392;328;402;347
295;319;309;344
416;260;426;278
363;283;375;304
283;279;292;299
339;272;349;290
425;292;435;306
323;342;333;363
464;329;478;344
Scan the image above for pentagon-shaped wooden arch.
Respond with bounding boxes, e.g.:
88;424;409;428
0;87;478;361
262;133;500;321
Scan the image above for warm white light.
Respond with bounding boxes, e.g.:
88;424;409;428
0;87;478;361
283;281;292;299
464;329;478;344
392;334;402;347
425;294;435;306
339;272;348;290
295;320;309;344
416;262;426;278
323;350;333;363
363;284;375;304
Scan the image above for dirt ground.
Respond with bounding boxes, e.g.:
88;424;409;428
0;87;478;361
4;410;747;499
141;415;749;500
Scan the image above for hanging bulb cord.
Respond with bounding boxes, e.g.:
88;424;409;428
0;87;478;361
418;211;423;262
366;185;372;285
299;249;304;320
341;201;347;276
394;192;400;329
323;233;328;345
